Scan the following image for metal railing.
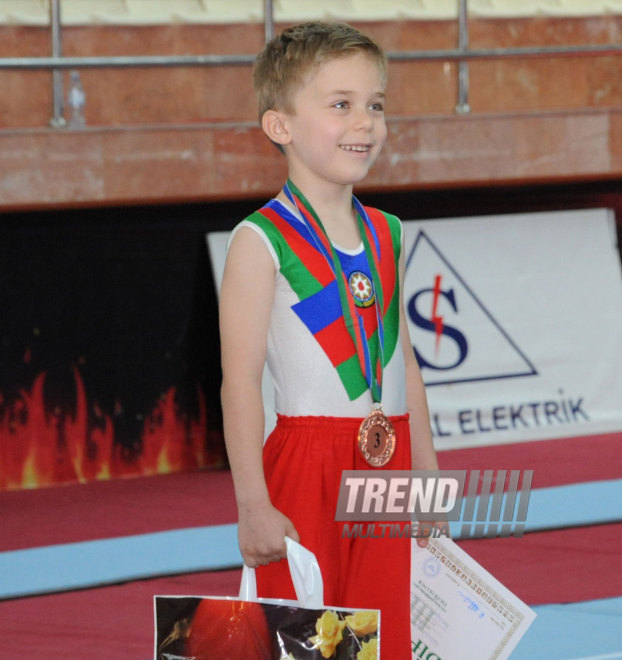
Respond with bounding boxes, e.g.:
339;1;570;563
1;0;622;127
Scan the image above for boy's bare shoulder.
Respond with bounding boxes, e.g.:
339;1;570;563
220;226;276;308
227;224;275;269
227;208;285;271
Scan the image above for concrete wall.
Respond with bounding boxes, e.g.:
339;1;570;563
2;16;622;208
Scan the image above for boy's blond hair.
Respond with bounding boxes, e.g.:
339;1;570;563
253;22;387;122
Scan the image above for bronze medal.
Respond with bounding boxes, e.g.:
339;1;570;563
358;407;396;467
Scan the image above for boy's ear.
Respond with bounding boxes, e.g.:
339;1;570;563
261;109;291;147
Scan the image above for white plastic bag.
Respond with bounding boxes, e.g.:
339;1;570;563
239;536;324;608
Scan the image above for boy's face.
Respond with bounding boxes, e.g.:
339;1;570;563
279;52;387;191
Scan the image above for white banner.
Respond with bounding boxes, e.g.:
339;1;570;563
209;207;622;449
403;208;622;449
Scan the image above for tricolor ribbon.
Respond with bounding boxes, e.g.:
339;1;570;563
283;179;386;404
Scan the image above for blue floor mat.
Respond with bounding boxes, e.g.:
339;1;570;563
1;478;621;600
448;477;622;538
511;597;622;659
0;523;242;600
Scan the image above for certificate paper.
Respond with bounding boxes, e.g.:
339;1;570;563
411;538;536;659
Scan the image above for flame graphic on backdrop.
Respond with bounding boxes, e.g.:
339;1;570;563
0;368;225;491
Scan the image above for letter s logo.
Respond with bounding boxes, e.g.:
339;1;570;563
408;276;468;371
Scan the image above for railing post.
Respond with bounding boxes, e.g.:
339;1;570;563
264;0;275;43
456;0;471;114
49;0;65;127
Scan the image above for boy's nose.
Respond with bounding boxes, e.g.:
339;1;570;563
353;108;374;131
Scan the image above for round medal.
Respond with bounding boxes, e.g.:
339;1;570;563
358;408;396;467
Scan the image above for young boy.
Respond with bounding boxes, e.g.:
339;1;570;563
219;22;439;658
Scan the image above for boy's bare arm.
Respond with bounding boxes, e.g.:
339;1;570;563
402;330;438;473
397;249;438;473
219;227;299;567
398;249;443;547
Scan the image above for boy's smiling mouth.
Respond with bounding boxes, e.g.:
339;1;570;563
340;144;371;152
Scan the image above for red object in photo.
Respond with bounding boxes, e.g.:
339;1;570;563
186;599;272;659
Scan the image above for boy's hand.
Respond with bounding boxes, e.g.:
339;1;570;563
238;500;300;568
416;520;449;548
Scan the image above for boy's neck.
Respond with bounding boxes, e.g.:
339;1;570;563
279;176;361;249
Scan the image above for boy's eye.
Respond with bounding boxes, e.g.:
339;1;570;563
334;101;349;109
370;102;384;112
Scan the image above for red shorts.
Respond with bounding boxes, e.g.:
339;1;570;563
256;413;412;659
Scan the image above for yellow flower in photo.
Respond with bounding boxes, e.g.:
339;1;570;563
357;637;378;660
309;610;347;658
345;610;378;636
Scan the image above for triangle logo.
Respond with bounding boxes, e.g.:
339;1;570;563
404;230;537;387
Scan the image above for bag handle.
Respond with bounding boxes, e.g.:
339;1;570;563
239;536;324;608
